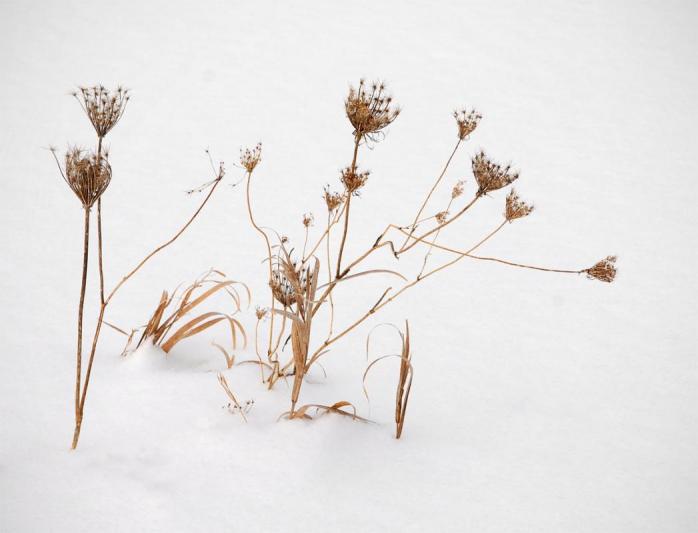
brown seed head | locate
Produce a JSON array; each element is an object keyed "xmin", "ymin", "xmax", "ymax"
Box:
[
  {"xmin": 345, "ymin": 79, "xmax": 400, "ymax": 141},
  {"xmin": 451, "ymin": 179, "xmax": 465, "ymax": 199},
  {"xmin": 584, "ymin": 256, "xmax": 617, "ymax": 283},
  {"xmin": 74, "ymin": 85, "xmax": 129, "ymax": 138},
  {"xmin": 472, "ymin": 151, "xmax": 519, "ymax": 195},
  {"xmin": 255, "ymin": 306, "xmax": 268, "ymax": 320},
  {"xmin": 454, "ymin": 108, "xmax": 482, "ymax": 140},
  {"xmin": 269, "ymin": 254, "xmax": 312, "ymax": 308},
  {"xmin": 435, "ymin": 211, "xmax": 449, "ymax": 225},
  {"xmin": 302, "ymin": 212, "xmax": 314, "ymax": 228},
  {"xmin": 505, "ymin": 189, "xmax": 534, "ymax": 222},
  {"xmin": 240, "ymin": 143, "xmax": 262, "ymax": 173},
  {"xmin": 61, "ymin": 147, "xmax": 112, "ymax": 208},
  {"xmin": 323, "ymin": 185, "xmax": 345, "ymax": 212},
  {"xmin": 341, "ymin": 166, "xmax": 370, "ymax": 195}
]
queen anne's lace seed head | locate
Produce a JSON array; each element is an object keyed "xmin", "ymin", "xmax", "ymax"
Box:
[
  {"xmin": 345, "ymin": 79, "xmax": 400, "ymax": 141},
  {"xmin": 73, "ymin": 85, "xmax": 129, "ymax": 138},
  {"xmin": 472, "ymin": 151, "xmax": 519, "ymax": 195}
]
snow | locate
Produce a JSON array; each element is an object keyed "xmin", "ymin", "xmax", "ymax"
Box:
[{"xmin": 1, "ymin": 1, "xmax": 697, "ymax": 531}]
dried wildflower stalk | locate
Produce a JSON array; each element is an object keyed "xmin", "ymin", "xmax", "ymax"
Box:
[
  {"xmin": 244, "ymin": 78, "xmax": 616, "ymax": 421},
  {"xmin": 54, "ymin": 86, "xmax": 226, "ymax": 449},
  {"xmin": 363, "ymin": 320, "xmax": 413, "ymax": 438}
]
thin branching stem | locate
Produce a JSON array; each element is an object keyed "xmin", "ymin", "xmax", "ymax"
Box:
[{"xmin": 399, "ymin": 138, "xmax": 461, "ymax": 251}]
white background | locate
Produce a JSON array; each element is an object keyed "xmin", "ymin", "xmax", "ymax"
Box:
[{"xmin": 1, "ymin": 1, "xmax": 696, "ymax": 531}]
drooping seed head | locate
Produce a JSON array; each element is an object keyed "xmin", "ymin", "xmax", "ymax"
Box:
[
  {"xmin": 240, "ymin": 143, "xmax": 262, "ymax": 173},
  {"xmin": 341, "ymin": 166, "xmax": 370, "ymax": 195},
  {"xmin": 74, "ymin": 85, "xmax": 129, "ymax": 138},
  {"xmin": 505, "ymin": 189, "xmax": 534, "ymax": 222},
  {"xmin": 60, "ymin": 147, "xmax": 112, "ymax": 209},
  {"xmin": 323, "ymin": 185, "xmax": 345, "ymax": 213},
  {"xmin": 454, "ymin": 108, "xmax": 482, "ymax": 140},
  {"xmin": 302, "ymin": 212, "xmax": 314, "ymax": 228},
  {"xmin": 345, "ymin": 79, "xmax": 400, "ymax": 141},
  {"xmin": 584, "ymin": 256, "xmax": 617, "ymax": 283},
  {"xmin": 451, "ymin": 179, "xmax": 465, "ymax": 199},
  {"xmin": 472, "ymin": 150, "xmax": 519, "ymax": 195}
]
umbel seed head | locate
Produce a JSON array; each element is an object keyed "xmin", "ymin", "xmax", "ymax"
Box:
[
  {"xmin": 505, "ymin": 189, "xmax": 534, "ymax": 222},
  {"xmin": 341, "ymin": 166, "xmax": 370, "ymax": 195},
  {"xmin": 74, "ymin": 85, "xmax": 129, "ymax": 138},
  {"xmin": 472, "ymin": 150, "xmax": 519, "ymax": 195},
  {"xmin": 451, "ymin": 179, "xmax": 465, "ymax": 199},
  {"xmin": 323, "ymin": 185, "xmax": 345, "ymax": 212},
  {"xmin": 302, "ymin": 212, "xmax": 314, "ymax": 228},
  {"xmin": 584, "ymin": 256, "xmax": 617, "ymax": 283},
  {"xmin": 345, "ymin": 79, "xmax": 400, "ymax": 141},
  {"xmin": 60, "ymin": 147, "xmax": 112, "ymax": 209},
  {"xmin": 240, "ymin": 143, "xmax": 262, "ymax": 173},
  {"xmin": 454, "ymin": 108, "xmax": 482, "ymax": 140}
]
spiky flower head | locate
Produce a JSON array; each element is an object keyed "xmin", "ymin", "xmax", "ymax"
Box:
[
  {"xmin": 454, "ymin": 108, "xmax": 481, "ymax": 140},
  {"xmin": 302, "ymin": 212, "xmax": 314, "ymax": 228},
  {"xmin": 451, "ymin": 179, "xmax": 465, "ymax": 199},
  {"xmin": 341, "ymin": 166, "xmax": 370, "ymax": 195},
  {"xmin": 472, "ymin": 151, "xmax": 519, "ymax": 195},
  {"xmin": 505, "ymin": 189, "xmax": 534, "ymax": 222},
  {"xmin": 255, "ymin": 306, "xmax": 269, "ymax": 320},
  {"xmin": 584, "ymin": 256, "xmax": 617, "ymax": 283},
  {"xmin": 240, "ymin": 143, "xmax": 262, "ymax": 173},
  {"xmin": 323, "ymin": 185, "xmax": 345, "ymax": 213},
  {"xmin": 345, "ymin": 79, "xmax": 400, "ymax": 141},
  {"xmin": 435, "ymin": 211, "xmax": 449, "ymax": 225},
  {"xmin": 57, "ymin": 147, "xmax": 112, "ymax": 209},
  {"xmin": 74, "ymin": 85, "xmax": 129, "ymax": 138}
]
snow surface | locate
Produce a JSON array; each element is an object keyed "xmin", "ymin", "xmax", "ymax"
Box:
[{"xmin": 1, "ymin": 1, "xmax": 697, "ymax": 531}]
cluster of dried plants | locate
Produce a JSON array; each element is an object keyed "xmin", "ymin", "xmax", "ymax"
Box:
[
  {"xmin": 53, "ymin": 85, "xmax": 226, "ymax": 449},
  {"xmin": 54, "ymin": 78, "xmax": 617, "ymax": 447},
  {"xmin": 242, "ymin": 78, "xmax": 616, "ymax": 428}
]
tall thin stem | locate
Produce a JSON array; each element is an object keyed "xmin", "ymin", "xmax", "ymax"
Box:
[
  {"xmin": 96, "ymin": 136, "xmax": 105, "ymax": 305},
  {"xmin": 71, "ymin": 173, "xmax": 223, "ymax": 449},
  {"xmin": 335, "ymin": 136, "xmax": 361, "ymax": 277},
  {"xmin": 75, "ymin": 207, "xmax": 90, "ymax": 423}
]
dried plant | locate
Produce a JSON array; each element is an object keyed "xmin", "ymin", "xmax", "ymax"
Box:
[
  {"xmin": 53, "ymin": 85, "xmax": 227, "ymax": 449},
  {"xmin": 134, "ymin": 270, "xmax": 248, "ymax": 356},
  {"xmin": 584, "ymin": 256, "xmax": 618, "ymax": 283},
  {"xmin": 505, "ymin": 189, "xmax": 534, "ymax": 222},
  {"xmin": 243, "ymin": 77, "xmax": 617, "ymax": 424},
  {"xmin": 217, "ymin": 374, "xmax": 251, "ymax": 422},
  {"xmin": 472, "ymin": 150, "xmax": 519, "ymax": 195},
  {"xmin": 363, "ymin": 320, "xmax": 414, "ymax": 438},
  {"xmin": 74, "ymin": 85, "xmax": 130, "ymax": 137},
  {"xmin": 454, "ymin": 108, "xmax": 482, "ymax": 140}
]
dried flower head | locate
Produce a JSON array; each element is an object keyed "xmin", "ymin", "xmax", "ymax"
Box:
[
  {"xmin": 57, "ymin": 147, "xmax": 112, "ymax": 209},
  {"xmin": 584, "ymin": 256, "xmax": 617, "ymax": 283},
  {"xmin": 435, "ymin": 211, "xmax": 449, "ymax": 225},
  {"xmin": 454, "ymin": 108, "xmax": 482, "ymax": 140},
  {"xmin": 302, "ymin": 212, "xmax": 314, "ymax": 228},
  {"xmin": 505, "ymin": 189, "xmax": 534, "ymax": 222},
  {"xmin": 472, "ymin": 151, "xmax": 519, "ymax": 195},
  {"xmin": 74, "ymin": 85, "xmax": 129, "ymax": 138},
  {"xmin": 341, "ymin": 166, "xmax": 370, "ymax": 195},
  {"xmin": 269, "ymin": 255, "xmax": 312, "ymax": 308},
  {"xmin": 240, "ymin": 143, "xmax": 262, "ymax": 173},
  {"xmin": 345, "ymin": 79, "xmax": 400, "ymax": 141},
  {"xmin": 451, "ymin": 180, "xmax": 465, "ymax": 199},
  {"xmin": 255, "ymin": 306, "xmax": 269, "ymax": 320},
  {"xmin": 323, "ymin": 185, "xmax": 345, "ymax": 212}
]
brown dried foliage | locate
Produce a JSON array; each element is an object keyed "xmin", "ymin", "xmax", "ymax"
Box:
[
  {"xmin": 454, "ymin": 108, "xmax": 482, "ymax": 140},
  {"xmin": 505, "ymin": 189, "xmax": 534, "ymax": 222},
  {"xmin": 345, "ymin": 79, "xmax": 400, "ymax": 141},
  {"xmin": 584, "ymin": 256, "xmax": 618, "ymax": 283},
  {"xmin": 74, "ymin": 85, "xmax": 129, "ymax": 138}
]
